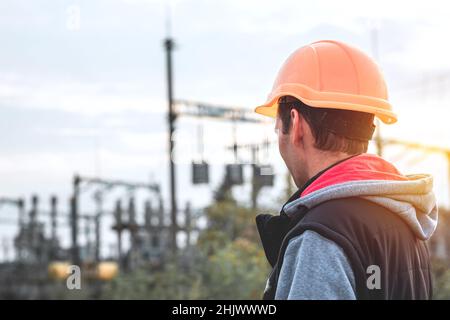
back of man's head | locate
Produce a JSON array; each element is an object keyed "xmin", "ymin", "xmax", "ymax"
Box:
[{"xmin": 277, "ymin": 96, "xmax": 375, "ymax": 155}]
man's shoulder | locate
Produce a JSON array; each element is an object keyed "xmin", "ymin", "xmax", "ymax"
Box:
[
  {"xmin": 285, "ymin": 196, "xmax": 416, "ymax": 265},
  {"xmin": 287, "ymin": 229, "xmax": 346, "ymax": 253},
  {"xmin": 299, "ymin": 197, "xmax": 409, "ymax": 233}
]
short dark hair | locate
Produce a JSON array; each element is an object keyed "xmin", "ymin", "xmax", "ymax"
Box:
[{"xmin": 278, "ymin": 96, "xmax": 375, "ymax": 155}]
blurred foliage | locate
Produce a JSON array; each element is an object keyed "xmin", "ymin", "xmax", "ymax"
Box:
[
  {"xmin": 204, "ymin": 238, "xmax": 269, "ymax": 299},
  {"xmin": 100, "ymin": 192, "xmax": 271, "ymax": 299},
  {"xmin": 100, "ymin": 262, "xmax": 202, "ymax": 299},
  {"xmin": 432, "ymin": 258, "xmax": 450, "ymax": 299},
  {"xmin": 48, "ymin": 281, "xmax": 93, "ymax": 300}
]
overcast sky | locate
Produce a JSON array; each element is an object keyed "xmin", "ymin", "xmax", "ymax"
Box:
[{"xmin": 0, "ymin": 0, "xmax": 449, "ymax": 259}]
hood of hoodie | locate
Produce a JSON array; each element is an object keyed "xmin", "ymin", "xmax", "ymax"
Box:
[{"xmin": 283, "ymin": 153, "xmax": 438, "ymax": 240}]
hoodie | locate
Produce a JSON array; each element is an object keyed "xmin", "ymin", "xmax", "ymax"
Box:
[{"xmin": 257, "ymin": 153, "xmax": 438, "ymax": 300}]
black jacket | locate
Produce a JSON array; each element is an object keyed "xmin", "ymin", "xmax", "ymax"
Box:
[
  {"xmin": 256, "ymin": 155, "xmax": 436, "ymax": 300},
  {"xmin": 257, "ymin": 197, "xmax": 433, "ymax": 299}
]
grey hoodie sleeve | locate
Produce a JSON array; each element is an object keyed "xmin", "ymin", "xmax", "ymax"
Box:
[{"xmin": 275, "ymin": 230, "xmax": 356, "ymax": 300}]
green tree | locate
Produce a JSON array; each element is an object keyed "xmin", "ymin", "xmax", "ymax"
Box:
[{"xmin": 432, "ymin": 258, "xmax": 450, "ymax": 299}]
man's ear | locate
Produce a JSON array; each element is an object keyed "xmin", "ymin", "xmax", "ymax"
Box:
[{"xmin": 290, "ymin": 109, "xmax": 304, "ymax": 145}]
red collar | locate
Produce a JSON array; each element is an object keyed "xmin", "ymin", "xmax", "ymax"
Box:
[{"xmin": 301, "ymin": 154, "xmax": 407, "ymax": 197}]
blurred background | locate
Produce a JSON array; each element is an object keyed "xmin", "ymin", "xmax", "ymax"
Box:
[{"xmin": 0, "ymin": 0, "xmax": 449, "ymax": 299}]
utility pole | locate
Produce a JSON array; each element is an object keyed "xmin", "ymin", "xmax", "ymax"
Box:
[
  {"xmin": 184, "ymin": 202, "xmax": 192, "ymax": 247},
  {"xmin": 30, "ymin": 195, "xmax": 39, "ymax": 263},
  {"xmin": 17, "ymin": 198, "xmax": 25, "ymax": 230},
  {"xmin": 0, "ymin": 197, "xmax": 25, "ymax": 261},
  {"xmin": 164, "ymin": 37, "xmax": 178, "ymax": 255},
  {"xmin": 71, "ymin": 175, "xmax": 80, "ymax": 266},
  {"xmin": 162, "ymin": 36, "xmax": 267, "ymax": 254},
  {"xmin": 250, "ymin": 146, "xmax": 259, "ymax": 210},
  {"xmin": 50, "ymin": 195, "xmax": 58, "ymax": 259},
  {"xmin": 94, "ymin": 191, "xmax": 102, "ymax": 262},
  {"xmin": 114, "ymin": 200, "xmax": 123, "ymax": 267},
  {"xmin": 50, "ymin": 196, "xmax": 57, "ymax": 242}
]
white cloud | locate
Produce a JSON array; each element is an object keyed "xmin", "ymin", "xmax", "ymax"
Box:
[{"xmin": 0, "ymin": 78, "xmax": 166, "ymax": 116}]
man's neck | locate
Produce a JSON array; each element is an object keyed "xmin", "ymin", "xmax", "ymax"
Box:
[{"xmin": 306, "ymin": 151, "xmax": 353, "ymax": 181}]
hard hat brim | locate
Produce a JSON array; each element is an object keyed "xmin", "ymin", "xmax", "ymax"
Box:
[{"xmin": 255, "ymin": 83, "xmax": 397, "ymax": 124}]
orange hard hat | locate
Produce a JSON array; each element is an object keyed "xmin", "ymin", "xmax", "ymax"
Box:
[{"xmin": 255, "ymin": 40, "xmax": 397, "ymax": 124}]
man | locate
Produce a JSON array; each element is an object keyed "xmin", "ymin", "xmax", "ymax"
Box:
[{"xmin": 254, "ymin": 40, "xmax": 438, "ymax": 300}]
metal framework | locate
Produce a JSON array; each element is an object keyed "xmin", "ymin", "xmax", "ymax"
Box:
[{"xmin": 70, "ymin": 175, "xmax": 161, "ymax": 265}]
